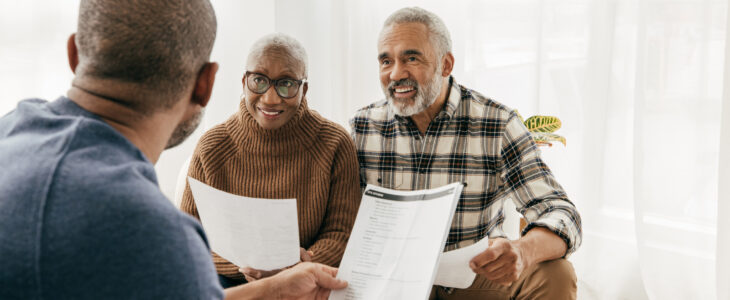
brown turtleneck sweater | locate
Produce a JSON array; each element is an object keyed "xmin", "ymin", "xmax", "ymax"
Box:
[{"xmin": 180, "ymin": 99, "xmax": 361, "ymax": 280}]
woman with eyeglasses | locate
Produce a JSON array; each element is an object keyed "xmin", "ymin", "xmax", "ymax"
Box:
[{"xmin": 180, "ymin": 33, "xmax": 361, "ymax": 289}]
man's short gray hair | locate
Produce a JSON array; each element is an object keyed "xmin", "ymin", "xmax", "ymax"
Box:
[
  {"xmin": 382, "ymin": 7, "xmax": 452, "ymax": 58},
  {"xmin": 75, "ymin": 0, "xmax": 217, "ymax": 114},
  {"xmin": 246, "ymin": 33, "xmax": 308, "ymax": 78}
]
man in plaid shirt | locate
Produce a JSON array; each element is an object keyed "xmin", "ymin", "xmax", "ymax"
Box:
[{"xmin": 351, "ymin": 7, "xmax": 582, "ymax": 300}]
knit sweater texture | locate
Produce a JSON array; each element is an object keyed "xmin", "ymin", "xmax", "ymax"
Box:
[{"xmin": 181, "ymin": 99, "xmax": 361, "ymax": 280}]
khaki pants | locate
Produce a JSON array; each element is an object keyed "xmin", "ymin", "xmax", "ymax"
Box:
[{"xmin": 429, "ymin": 259, "xmax": 576, "ymax": 300}]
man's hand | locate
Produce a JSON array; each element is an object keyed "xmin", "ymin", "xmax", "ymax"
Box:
[
  {"xmin": 267, "ymin": 262, "xmax": 347, "ymax": 300},
  {"xmin": 469, "ymin": 238, "xmax": 528, "ymax": 286},
  {"xmin": 241, "ymin": 248, "xmax": 314, "ymax": 282}
]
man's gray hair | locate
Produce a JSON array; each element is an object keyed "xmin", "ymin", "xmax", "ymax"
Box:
[
  {"xmin": 382, "ymin": 7, "xmax": 452, "ymax": 58},
  {"xmin": 246, "ymin": 33, "xmax": 308, "ymax": 78},
  {"xmin": 75, "ymin": 0, "xmax": 217, "ymax": 113}
]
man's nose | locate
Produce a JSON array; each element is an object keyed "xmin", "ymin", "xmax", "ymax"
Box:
[{"xmin": 390, "ymin": 61, "xmax": 409, "ymax": 82}]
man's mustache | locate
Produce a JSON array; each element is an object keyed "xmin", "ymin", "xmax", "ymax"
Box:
[{"xmin": 387, "ymin": 79, "xmax": 419, "ymax": 91}]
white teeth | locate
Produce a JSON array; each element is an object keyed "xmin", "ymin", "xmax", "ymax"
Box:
[
  {"xmin": 395, "ymin": 87, "xmax": 414, "ymax": 93},
  {"xmin": 259, "ymin": 109, "xmax": 282, "ymax": 116}
]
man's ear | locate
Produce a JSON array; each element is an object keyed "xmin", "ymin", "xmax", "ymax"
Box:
[
  {"xmin": 67, "ymin": 33, "xmax": 79, "ymax": 73},
  {"xmin": 192, "ymin": 62, "xmax": 219, "ymax": 108},
  {"xmin": 441, "ymin": 52, "xmax": 455, "ymax": 77},
  {"xmin": 302, "ymin": 82, "xmax": 308, "ymax": 98}
]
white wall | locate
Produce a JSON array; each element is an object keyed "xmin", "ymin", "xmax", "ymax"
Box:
[{"xmin": 0, "ymin": 1, "xmax": 79, "ymax": 112}]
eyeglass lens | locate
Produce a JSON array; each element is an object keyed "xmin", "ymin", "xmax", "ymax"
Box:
[{"xmin": 247, "ymin": 73, "xmax": 300, "ymax": 98}]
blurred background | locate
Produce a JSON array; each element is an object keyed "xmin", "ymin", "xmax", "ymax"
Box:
[{"xmin": 2, "ymin": 0, "xmax": 729, "ymax": 299}]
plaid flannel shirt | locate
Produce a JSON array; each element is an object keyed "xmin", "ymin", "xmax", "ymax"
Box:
[{"xmin": 350, "ymin": 77, "xmax": 582, "ymax": 256}]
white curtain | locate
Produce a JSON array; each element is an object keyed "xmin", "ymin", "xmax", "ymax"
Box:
[
  {"xmin": 1, "ymin": 0, "xmax": 727, "ymax": 299},
  {"xmin": 717, "ymin": 2, "xmax": 730, "ymax": 298}
]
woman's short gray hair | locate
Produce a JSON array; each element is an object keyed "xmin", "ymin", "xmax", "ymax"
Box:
[
  {"xmin": 382, "ymin": 7, "xmax": 452, "ymax": 58},
  {"xmin": 246, "ymin": 33, "xmax": 308, "ymax": 77}
]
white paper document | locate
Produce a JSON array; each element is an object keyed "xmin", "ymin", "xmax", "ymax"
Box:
[
  {"xmin": 433, "ymin": 236, "xmax": 490, "ymax": 288},
  {"xmin": 329, "ymin": 183, "xmax": 463, "ymax": 300},
  {"xmin": 187, "ymin": 177, "xmax": 300, "ymax": 271}
]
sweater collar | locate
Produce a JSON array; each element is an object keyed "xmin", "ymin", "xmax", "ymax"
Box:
[{"xmin": 227, "ymin": 97, "xmax": 320, "ymax": 156}]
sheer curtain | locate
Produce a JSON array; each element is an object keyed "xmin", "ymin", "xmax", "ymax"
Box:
[
  {"xmin": 1, "ymin": 0, "xmax": 728, "ymax": 299},
  {"xmin": 272, "ymin": 0, "xmax": 728, "ymax": 299},
  {"xmin": 717, "ymin": 3, "xmax": 730, "ymax": 298}
]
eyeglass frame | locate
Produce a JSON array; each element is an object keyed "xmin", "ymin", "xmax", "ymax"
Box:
[{"xmin": 243, "ymin": 71, "xmax": 307, "ymax": 99}]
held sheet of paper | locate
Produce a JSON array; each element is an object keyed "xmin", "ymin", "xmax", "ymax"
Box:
[
  {"xmin": 330, "ymin": 183, "xmax": 463, "ymax": 300},
  {"xmin": 187, "ymin": 177, "xmax": 300, "ymax": 271},
  {"xmin": 433, "ymin": 235, "xmax": 490, "ymax": 288}
]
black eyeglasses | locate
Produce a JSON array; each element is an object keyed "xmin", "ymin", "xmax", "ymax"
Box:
[{"xmin": 244, "ymin": 71, "xmax": 307, "ymax": 99}]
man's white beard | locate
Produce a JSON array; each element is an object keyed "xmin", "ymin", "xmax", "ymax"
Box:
[{"xmin": 383, "ymin": 67, "xmax": 443, "ymax": 117}]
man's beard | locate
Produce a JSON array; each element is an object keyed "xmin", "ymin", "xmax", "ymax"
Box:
[
  {"xmin": 383, "ymin": 66, "xmax": 443, "ymax": 117},
  {"xmin": 165, "ymin": 109, "xmax": 204, "ymax": 149}
]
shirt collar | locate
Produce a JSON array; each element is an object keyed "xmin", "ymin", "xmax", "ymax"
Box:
[
  {"xmin": 440, "ymin": 76, "xmax": 461, "ymax": 120},
  {"xmin": 47, "ymin": 96, "xmax": 101, "ymax": 120}
]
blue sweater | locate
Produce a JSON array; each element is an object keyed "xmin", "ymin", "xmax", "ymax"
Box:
[{"xmin": 0, "ymin": 97, "xmax": 223, "ymax": 299}]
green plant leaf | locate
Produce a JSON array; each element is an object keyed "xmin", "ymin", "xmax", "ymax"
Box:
[
  {"xmin": 524, "ymin": 115, "xmax": 562, "ymax": 133},
  {"xmin": 531, "ymin": 132, "xmax": 566, "ymax": 146}
]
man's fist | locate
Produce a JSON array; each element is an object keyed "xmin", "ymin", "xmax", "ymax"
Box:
[{"xmin": 469, "ymin": 238, "xmax": 527, "ymax": 286}]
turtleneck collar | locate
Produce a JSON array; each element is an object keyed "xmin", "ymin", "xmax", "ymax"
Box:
[{"xmin": 226, "ymin": 97, "xmax": 321, "ymax": 156}]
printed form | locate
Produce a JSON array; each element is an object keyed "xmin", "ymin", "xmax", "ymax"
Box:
[
  {"xmin": 187, "ymin": 177, "xmax": 300, "ymax": 271},
  {"xmin": 330, "ymin": 182, "xmax": 463, "ymax": 300}
]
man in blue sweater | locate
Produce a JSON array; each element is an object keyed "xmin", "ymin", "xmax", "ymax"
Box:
[{"xmin": 0, "ymin": 0, "xmax": 346, "ymax": 299}]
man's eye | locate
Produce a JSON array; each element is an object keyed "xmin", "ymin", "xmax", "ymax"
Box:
[
  {"xmin": 253, "ymin": 77, "xmax": 266, "ymax": 84},
  {"xmin": 407, "ymin": 57, "xmax": 417, "ymax": 62},
  {"xmin": 381, "ymin": 60, "xmax": 391, "ymax": 66},
  {"xmin": 280, "ymin": 80, "xmax": 295, "ymax": 88}
]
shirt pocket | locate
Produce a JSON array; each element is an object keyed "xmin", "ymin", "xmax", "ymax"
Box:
[{"xmin": 364, "ymin": 167, "xmax": 406, "ymax": 190}]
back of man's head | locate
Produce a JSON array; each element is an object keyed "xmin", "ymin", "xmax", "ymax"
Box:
[{"xmin": 75, "ymin": 0, "xmax": 217, "ymax": 114}]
